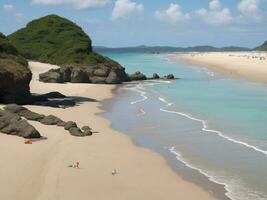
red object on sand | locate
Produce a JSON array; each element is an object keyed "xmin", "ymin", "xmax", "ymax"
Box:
[{"xmin": 24, "ymin": 140, "xmax": 32, "ymax": 144}]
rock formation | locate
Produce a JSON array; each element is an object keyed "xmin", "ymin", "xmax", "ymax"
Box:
[
  {"xmin": 129, "ymin": 71, "xmax": 147, "ymax": 81},
  {"xmin": 0, "ymin": 33, "xmax": 32, "ymax": 104},
  {"xmin": 2, "ymin": 104, "xmax": 93, "ymax": 137},
  {"xmin": 0, "ymin": 109, "xmax": 41, "ymax": 138},
  {"xmin": 8, "ymin": 15, "xmax": 130, "ymax": 84}
]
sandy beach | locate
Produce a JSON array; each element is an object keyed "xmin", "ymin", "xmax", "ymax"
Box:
[
  {"xmin": 170, "ymin": 52, "xmax": 267, "ymax": 83},
  {"xmin": 0, "ymin": 61, "xmax": 217, "ymax": 200}
]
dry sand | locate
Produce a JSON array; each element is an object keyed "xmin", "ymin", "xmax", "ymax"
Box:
[
  {"xmin": 170, "ymin": 52, "xmax": 267, "ymax": 83},
  {"xmin": 0, "ymin": 61, "xmax": 217, "ymax": 200}
]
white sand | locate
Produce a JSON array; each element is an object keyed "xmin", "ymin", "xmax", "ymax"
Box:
[
  {"xmin": 0, "ymin": 61, "xmax": 217, "ymax": 200},
  {"xmin": 170, "ymin": 52, "xmax": 267, "ymax": 83}
]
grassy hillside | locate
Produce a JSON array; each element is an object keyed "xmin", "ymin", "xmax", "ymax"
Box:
[
  {"xmin": 0, "ymin": 32, "xmax": 28, "ymax": 68},
  {"xmin": 8, "ymin": 15, "xmax": 113, "ymax": 65},
  {"xmin": 256, "ymin": 41, "xmax": 267, "ymax": 51}
]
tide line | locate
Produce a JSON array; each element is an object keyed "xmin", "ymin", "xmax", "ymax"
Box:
[{"xmin": 158, "ymin": 97, "xmax": 267, "ymax": 156}]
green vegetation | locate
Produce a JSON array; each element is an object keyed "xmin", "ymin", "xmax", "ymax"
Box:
[
  {"xmin": 8, "ymin": 15, "xmax": 116, "ymax": 66},
  {"xmin": 256, "ymin": 41, "xmax": 267, "ymax": 51},
  {"xmin": 0, "ymin": 32, "xmax": 28, "ymax": 68}
]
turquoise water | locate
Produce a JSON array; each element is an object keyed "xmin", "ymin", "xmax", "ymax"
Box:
[{"xmin": 101, "ymin": 52, "xmax": 267, "ymax": 200}]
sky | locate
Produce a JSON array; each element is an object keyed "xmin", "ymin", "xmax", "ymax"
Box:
[{"xmin": 0, "ymin": 0, "xmax": 267, "ymax": 48}]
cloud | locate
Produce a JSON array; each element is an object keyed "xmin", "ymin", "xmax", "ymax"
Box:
[
  {"xmin": 196, "ymin": 0, "xmax": 233, "ymax": 25},
  {"xmin": 32, "ymin": 0, "xmax": 110, "ymax": 10},
  {"xmin": 238, "ymin": 0, "xmax": 263, "ymax": 21},
  {"xmin": 3, "ymin": 4, "xmax": 14, "ymax": 12},
  {"xmin": 155, "ymin": 3, "xmax": 190, "ymax": 24},
  {"xmin": 112, "ymin": 0, "xmax": 144, "ymax": 20}
]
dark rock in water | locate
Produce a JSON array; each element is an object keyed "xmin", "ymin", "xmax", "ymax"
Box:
[
  {"xmin": 40, "ymin": 115, "xmax": 64, "ymax": 125},
  {"xmin": 0, "ymin": 33, "xmax": 32, "ymax": 104},
  {"xmin": 39, "ymin": 68, "xmax": 64, "ymax": 83},
  {"xmin": 153, "ymin": 73, "xmax": 160, "ymax": 79},
  {"xmin": 129, "ymin": 71, "xmax": 147, "ymax": 81},
  {"xmin": 64, "ymin": 121, "xmax": 77, "ymax": 130},
  {"xmin": 70, "ymin": 68, "xmax": 89, "ymax": 83},
  {"xmin": 81, "ymin": 126, "xmax": 93, "ymax": 136},
  {"xmin": 68, "ymin": 127, "xmax": 84, "ymax": 137},
  {"xmin": 165, "ymin": 74, "xmax": 175, "ymax": 79},
  {"xmin": 0, "ymin": 109, "xmax": 41, "ymax": 138}
]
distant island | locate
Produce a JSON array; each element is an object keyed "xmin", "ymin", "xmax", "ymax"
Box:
[
  {"xmin": 94, "ymin": 45, "xmax": 252, "ymax": 54},
  {"xmin": 256, "ymin": 41, "xmax": 267, "ymax": 51}
]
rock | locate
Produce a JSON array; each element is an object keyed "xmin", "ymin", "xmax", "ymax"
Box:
[
  {"xmin": 165, "ymin": 74, "xmax": 175, "ymax": 79},
  {"xmin": 0, "ymin": 109, "xmax": 41, "ymax": 138},
  {"xmin": 81, "ymin": 126, "xmax": 93, "ymax": 136},
  {"xmin": 0, "ymin": 33, "xmax": 32, "ymax": 104},
  {"xmin": 39, "ymin": 69, "xmax": 64, "ymax": 83},
  {"xmin": 40, "ymin": 115, "xmax": 64, "ymax": 125},
  {"xmin": 93, "ymin": 68, "xmax": 109, "ymax": 77},
  {"xmin": 60, "ymin": 67, "xmax": 72, "ymax": 82},
  {"xmin": 89, "ymin": 76, "xmax": 106, "ymax": 84},
  {"xmin": 70, "ymin": 68, "xmax": 89, "ymax": 83},
  {"xmin": 64, "ymin": 121, "xmax": 77, "ymax": 130},
  {"xmin": 68, "ymin": 127, "xmax": 84, "ymax": 137},
  {"xmin": 129, "ymin": 71, "xmax": 147, "ymax": 81},
  {"xmin": 3, "ymin": 104, "xmax": 27, "ymax": 113},
  {"xmin": 4, "ymin": 104, "xmax": 45, "ymax": 121},
  {"xmin": 105, "ymin": 71, "xmax": 121, "ymax": 84},
  {"xmin": 153, "ymin": 73, "xmax": 160, "ymax": 79}
]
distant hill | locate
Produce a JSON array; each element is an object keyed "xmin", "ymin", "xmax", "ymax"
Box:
[
  {"xmin": 256, "ymin": 41, "xmax": 267, "ymax": 51},
  {"xmin": 0, "ymin": 33, "xmax": 31, "ymax": 104},
  {"xmin": 8, "ymin": 15, "xmax": 120, "ymax": 66},
  {"xmin": 94, "ymin": 45, "xmax": 251, "ymax": 54},
  {"xmin": 8, "ymin": 15, "xmax": 129, "ymax": 84}
]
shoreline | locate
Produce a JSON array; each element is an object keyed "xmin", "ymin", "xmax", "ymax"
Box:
[
  {"xmin": 168, "ymin": 52, "xmax": 267, "ymax": 83},
  {"xmin": 0, "ymin": 61, "xmax": 218, "ymax": 200}
]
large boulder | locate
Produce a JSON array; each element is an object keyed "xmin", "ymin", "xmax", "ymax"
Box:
[
  {"xmin": 129, "ymin": 71, "xmax": 147, "ymax": 81},
  {"xmin": 165, "ymin": 74, "xmax": 175, "ymax": 79},
  {"xmin": 4, "ymin": 104, "xmax": 45, "ymax": 121},
  {"xmin": 0, "ymin": 109, "xmax": 41, "ymax": 138},
  {"xmin": 40, "ymin": 115, "xmax": 64, "ymax": 125},
  {"xmin": 70, "ymin": 68, "xmax": 89, "ymax": 83},
  {"xmin": 64, "ymin": 121, "xmax": 77, "ymax": 130},
  {"xmin": 0, "ymin": 33, "xmax": 32, "ymax": 104},
  {"xmin": 39, "ymin": 68, "xmax": 64, "ymax": 83},
  {"xmin": 153, "ymin": 73, "xmax": 160, "ymax": 79}
]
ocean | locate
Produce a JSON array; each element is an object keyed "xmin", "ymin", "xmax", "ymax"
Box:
[{"xmin": 101, "ymin": 52, "xmax": 267, "ymax": 200}]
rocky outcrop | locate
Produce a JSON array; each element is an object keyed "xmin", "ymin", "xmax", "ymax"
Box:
[
  {"xmin": 39, "ymin": 64, "xmax": 130, "ymax": 84},
  {"xmin": 40, "ymin": 115, "xmax": 64, "ymax": 126},
  {"xmin": 164, "ymin": 74, "xmax": 175, "ymax": 79},
  {"xmin": 153, "ymin": 73, "xmax": 160, "ymax": 79},
  {"xmin": 129, "ymin": 71, "xmax": 147, "ymax": 81},
  {"xmin": 0, "ymin": 109, "xmax": 41, "ymax": 138},
  {"xmin": 0, "ymin": 33, "xmax": 32, "ymax": 104},
  {"xmin": 2, "ymin": 104, "xmax": 92, "ymax": 137}
]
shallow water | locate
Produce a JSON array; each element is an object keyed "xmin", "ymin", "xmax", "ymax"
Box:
[{"xmin": 101, "ymin": 53, "xmax": 267, "ymax": 200}]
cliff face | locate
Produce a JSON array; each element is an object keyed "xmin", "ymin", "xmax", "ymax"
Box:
[
  {"xmin": 8, "ymin": 15, "xmax": 129, "ymax": 84},
  {"xmin": 0, "ymin": 33, "xmax": 32, "ymax": 104}
]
